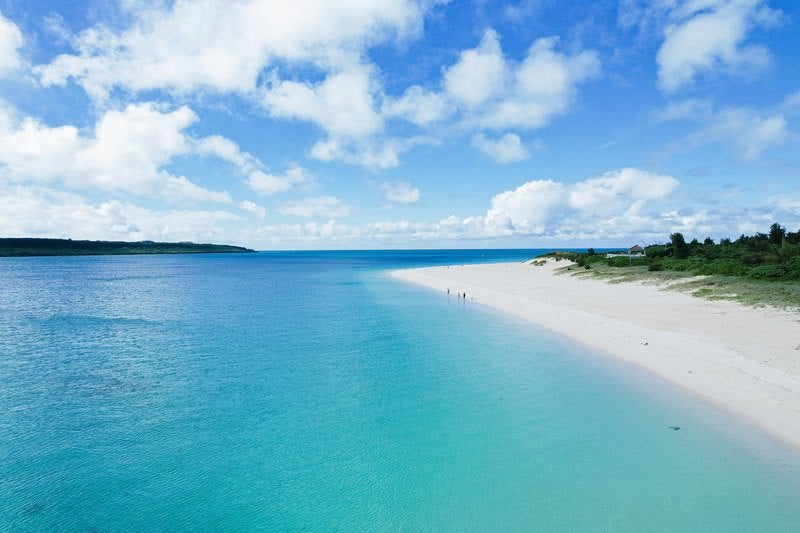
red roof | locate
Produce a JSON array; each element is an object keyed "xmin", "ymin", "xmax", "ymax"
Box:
[{"xmin": 629, "ymin": 245, "xmax": 644, "ymax": 252}]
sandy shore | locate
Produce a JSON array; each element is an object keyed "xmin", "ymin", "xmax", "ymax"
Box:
[{"xmin": 392, "ymin": 260, "xmax": 800, "ymax": 450}]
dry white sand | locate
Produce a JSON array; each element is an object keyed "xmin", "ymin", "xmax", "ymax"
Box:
[{"xmin": 392, "ymin": 260, "xmax": 800, "ymax": 450}]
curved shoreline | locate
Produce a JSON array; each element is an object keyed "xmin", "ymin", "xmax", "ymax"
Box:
[{"xmin": 392, "ymin": 260, "xmax": 800, "ymax": 452}]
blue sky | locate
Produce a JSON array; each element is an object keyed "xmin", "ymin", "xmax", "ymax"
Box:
[{"xmin": 0, "ymin": 0, "xmax": 798, "ymax": 249}]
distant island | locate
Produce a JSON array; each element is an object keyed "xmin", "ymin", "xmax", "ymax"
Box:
[{"xmin": 0, "ymin": 238, "xmax": 255, "ymax": 257}]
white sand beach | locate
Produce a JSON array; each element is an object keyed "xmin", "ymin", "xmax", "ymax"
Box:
[{"xmin": 393, "ymin": 260, "xmax": 800, "ymax": 450}]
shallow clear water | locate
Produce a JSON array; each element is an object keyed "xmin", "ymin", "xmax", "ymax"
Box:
[{"xmin": 1, "ymin": 250, "xmax": 799, "ymax": 531}]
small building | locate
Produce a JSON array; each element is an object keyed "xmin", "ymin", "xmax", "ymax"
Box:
[
  {"xmin": 606, "ymin": 244, "xmax": 646, "ymax": 259},
  {"xmin": 629, "ymin": 244, "xmax": 645, "ymax": 256}
]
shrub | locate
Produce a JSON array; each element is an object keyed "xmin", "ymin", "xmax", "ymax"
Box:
[
  {"xmin": 607, "ymin": 256, "xmax": 637, "ymax": 267},
  {"xmin": 696, "ymin": 260, "xmax": 750, "ymax": 277},
  {"xmin": 748, "ymin": 264, "xmax": 786, "ymax": 280}
]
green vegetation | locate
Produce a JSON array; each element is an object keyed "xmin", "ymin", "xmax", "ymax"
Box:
[
  {"xmin": 543, "ymin": 224, "xmax": 800, "ymax": 310},
  {"xmin": 0, "ymin": 238, "xmax": 254, "ymax": 257}
]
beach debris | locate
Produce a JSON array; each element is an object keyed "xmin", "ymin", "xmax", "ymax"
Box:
[{"xmin": 668, "ymin": 426, "xmax": 681, "ymax": 431}]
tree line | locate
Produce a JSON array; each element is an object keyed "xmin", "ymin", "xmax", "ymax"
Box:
[{"xmin": 562, "ymin": 223, "xmax": 800, "ymax": 282}]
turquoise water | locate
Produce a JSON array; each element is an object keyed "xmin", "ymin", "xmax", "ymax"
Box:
[{"xmin": 1, "ymin": 250, "xmax": 800, "ymax": 531}]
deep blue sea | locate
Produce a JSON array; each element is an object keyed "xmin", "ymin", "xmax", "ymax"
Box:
[{"xmin": 2, "ymin": 250, "xmax": 800, "ymax": 531}]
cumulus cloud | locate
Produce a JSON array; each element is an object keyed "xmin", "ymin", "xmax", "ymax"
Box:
[
  {"xmin": 262, "ymin": 65, "xmax": 445, "ymax": 168},
  {"xmin": 382, "ymin": 85, "xmax": 450, "ymax": 126},
  {"xmin": 247, "ymin": 165, "xmax": 313, "ymax": 197},
  {"xmin": 0, "ymin": 184, "xmax": 239, "ymax": 242},
  {"xmin": 256, "ymin": 168, "xmax": 680, "ymax": 245},
  {"xmin": 382, "ymin": 181, "xmax": 420, "ymax": 204},
  {"xmin": 261, "ymin": 65, "xmax": 383, "ymax": 140},
  {"xmin": 471, "ymin": 132, "xmax": 529, "ymax": 163},
  {"xmin": 33, "ymin": 3, "xmax": 599, "ymax": 169},
  {"xmin": 0, "ymin": 10, "xmax": 23, "ymax": 76},
  {"xmin": 486, "ymin": 36, "xmax": 600, "ymax": 129},
  {"xmin": 438, "ymin": 31, "xmax": 600, "ymax": 130},
  {"xmin": 485, "ymin": 168, "xmax": 679, "ymax": 236},
  {"xmin": 279, "ymin": 196, "xmax": 351, "ymax": 218},
  {"xmin": 485, "ymin": 179, "xmax": 565, "ymax": 234},
  {"xmin": 286, "ymin": 29, "xmax": 596, "ymax": 166},
  {"xmin": 9, "ymin": 167, "xmax": 792, "ymax": 249},
  {"xmin": 444, "ymin": 29, "xmax": 508, "ymax": 108},
  {"xmin": 0, "ymin": 102, "xmax": 261, "ymax": 203},
  {"xmin": 240, "ymin": 168, "xmax": 686, "ymax": 247},
  {"xmin": 32, "ymin": 0, "xmax": 441, "ymax": 169},
  {"xmin": 36, "ymin": 0, "xmax": 429, "ymax": 99},
  {"xmin": 656, "ymin": 0, "xmax": 781, "ymax": 93},
  {"xmin": 379, "ymin": 29, "xmax": 599, "ymax": 151},
  {"xmin": 259, "ymin": 27, "xmax": 597, "ymax": 167}
]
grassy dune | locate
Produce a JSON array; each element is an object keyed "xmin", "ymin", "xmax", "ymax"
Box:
[{"xmin": 556, "ymin": 261, "xmax": 800, "ymax": 311}]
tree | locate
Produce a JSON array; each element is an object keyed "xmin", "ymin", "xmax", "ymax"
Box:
[
  {"xmin": 671, "ymin": 232, "xmax": 689, "ymax": 259},
  {"xmin": 769, "ymin": 223, "xmax": 786, "ymax": 245}
]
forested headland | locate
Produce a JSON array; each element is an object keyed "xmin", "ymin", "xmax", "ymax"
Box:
[{"xmin": 0, "ymin": 238, "xmax": 254, "ymax": 257}]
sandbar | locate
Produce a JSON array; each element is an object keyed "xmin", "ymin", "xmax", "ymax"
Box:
[{"xmin": 392, "ymin": 260, "xmax": 800, "ymax": 450}]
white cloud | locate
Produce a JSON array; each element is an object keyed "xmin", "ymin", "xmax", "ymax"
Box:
[
  {"xmin": 164, "ymin": 176, "xmax": 232, "ymax": 204},
  {"xmin": 310, "ymin": 135, "xmax": 436, "ymax": 169},
  {"xmin": 261, "ymin": 65, "xmax": 383, "ymax": 140},
  {"xmin": 485, "ymin": 168, "xmax": 679, "ymax": 236},
  {"xmin": 485, "ymin": 179, "xmax": 566, "ymax": 234},
  {"xmin": 33, "ymin": 3, "xmax": 599, "ymax": 170},
  {"xmin": 382, "ymin": 85, "xmax": 450, "ymax": 126},
  {"xmin": 257, "ymin": 27, "xmax": 597, "ymax": 167},
  {"xmin": 442, "ymin": 31, "xmax": 600, "ymax": 130},
  {"xmin": 443, "ymin": 29, "xmax": 508, "ymax": 107},
  {"xmin": 567, "ymin": 168, "xmax": 679, "ymax": 212},
  {"xmin": 0, "ymin": 10, "xmax": 23, "ymax": 75},
  {"xmin": 195, "ymin": 135, "xmax": 258, "ymax": 170},
  {"xmin": 0, "ymin": 184, "xmax": 239, "ymax": 242},
  {"xmin": 694, "ymin": 107, "xmax": 788, "ymax": 159},
  {"xmin": 279, "ymin": 196, "xmax": 351, "ymax": 218},
  {"xmin": 382, "ymin": 181, "xmax": 420, "ymax": 204},
  {"xmin": 0, "ymin": 102, "xmax": 242, "ymax": 203},
  {"xmin": 247, "ymin": 165, "xmax": 313, "ymax": 197},
  {"xmin": 656, "ymin": 0, "xmax": 781, "ymax": 93},
  {"xmin": 239, "ymin": 200, "xmax": 266, "ymax": 219},
  {"xmin": 656, "ymin": 98, "xmax": 713, "ymax": 121},
  {"xmin": 491, "ymin": 36, "xmax": 599, "ymax": 129},
  {"xmin": 781, "ymin": 91, "xmax": 800, "ymax": 114},
  {"xmin": 254, "ymin": 168, "xmax": 680, "ymax": 245},
  {"xmin": 0, "ymin": 98, "xmax": 17, "ymax": 132},
  {"xmin": 471, "ymin": 132, "xmax": 529, "ymax": 163},
  {"xmin": 36, "ymin": 0, "xmax": 430, "ymax": 99},
  {"xmin": 31, "ymin": 0, "xmax": 447, "ymax": 170}
]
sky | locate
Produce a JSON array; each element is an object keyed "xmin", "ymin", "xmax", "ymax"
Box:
[{"xmin": 0, "ymin": 0, "xmax": 798, "ymax": 250}]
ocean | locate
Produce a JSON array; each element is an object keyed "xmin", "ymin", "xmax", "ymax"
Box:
[{"xmin": 1, "ymin": 250, "xmax": 799, "ymax": 531}]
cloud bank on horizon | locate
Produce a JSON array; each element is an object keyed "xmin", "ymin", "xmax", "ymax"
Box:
[{"xmin": 0, "ymin": 0, "xmax": 798, "ymax": 248}]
